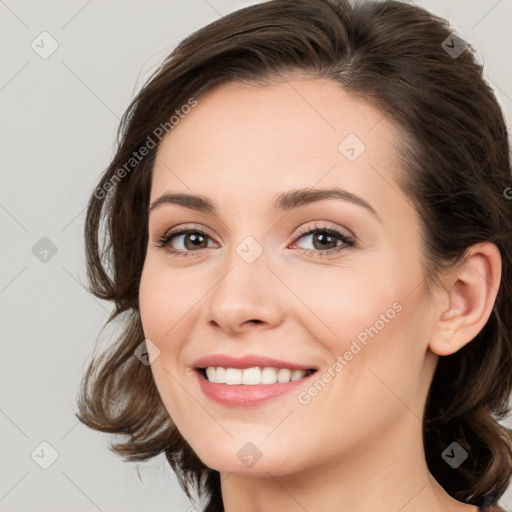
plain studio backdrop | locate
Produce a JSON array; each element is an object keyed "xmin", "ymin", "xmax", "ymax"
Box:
[{"xmin": 1, "ymin": 1, "xmax": 511, "ymax": 511}]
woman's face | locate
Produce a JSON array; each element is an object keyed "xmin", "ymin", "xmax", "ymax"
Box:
[{"xmin": 139, "ymin": 77, "xmax": 440, "ymax": 476}]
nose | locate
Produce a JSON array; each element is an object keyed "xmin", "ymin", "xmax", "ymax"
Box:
[{"xmin": 205, "ymin": 246, "xmax": 284, "ymax": 336}]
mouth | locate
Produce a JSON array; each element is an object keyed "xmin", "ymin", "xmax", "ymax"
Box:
[
  {"xmin": 198, "ymin": 366, "xmax": 317, "ymax": 385},
  {"xmin": 192, "ymin": 355, "xmax": 318, "ymax": 407}
]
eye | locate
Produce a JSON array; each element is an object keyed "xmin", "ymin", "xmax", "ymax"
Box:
[
  {"xmin": 290, "ymin": 224, "xmax": 355, "ymax": 256},
  {"xmin": 154, "ymin": 227, "xmax": 218, "ymax": 257},
  {"xmin": 154, "ymin": 223, "xmax": 356, "ymax": 258}
]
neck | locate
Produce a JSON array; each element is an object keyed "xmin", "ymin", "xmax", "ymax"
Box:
[{"xmin": 219, "ymin": 413, "xmax": 475, "ymax": 512}]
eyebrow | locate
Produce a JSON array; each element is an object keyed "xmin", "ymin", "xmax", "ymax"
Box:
[{"xmin": 148, "ymin": 187, "xmax": 380, "ymax": 220}]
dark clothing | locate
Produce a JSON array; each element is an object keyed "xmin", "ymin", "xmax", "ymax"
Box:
[{"xmin": 479, "ymin": 503, "xmax": 506, "ymax": 511}]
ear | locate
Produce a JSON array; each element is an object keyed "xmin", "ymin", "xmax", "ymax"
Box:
[{"xmin": 428, "ymin": 242, "xmax": 502, "ymax": 356}]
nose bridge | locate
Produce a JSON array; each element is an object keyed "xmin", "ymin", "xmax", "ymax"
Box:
[{"xmin": 205, "ymin": 233, "xmax": 283, "ymax": 331}]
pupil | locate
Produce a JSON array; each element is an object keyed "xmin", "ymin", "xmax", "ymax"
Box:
[
  {"xmin": 314, "ymin": 233, "xmax": 336, "ymax": 250},
  {"xmin": 186, "ymin": 233, "xmax": 206, "ymax": 249}
]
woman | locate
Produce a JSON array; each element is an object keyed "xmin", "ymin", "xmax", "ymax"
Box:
[{"xmin": 76, "ymin": 0, "xmax": 512, "ymax": 510}]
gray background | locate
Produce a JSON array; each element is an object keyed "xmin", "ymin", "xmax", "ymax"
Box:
[{"xmin": 1, "ymin": 0, "xmax": 511, "ymax": 511}]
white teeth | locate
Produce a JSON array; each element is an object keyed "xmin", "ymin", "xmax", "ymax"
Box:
[
  {"xmin": 277, "ymin": 368, "xmax": 292, "ymax": 383},
  {"xmin": 215, "ymin": 367, "xmax": 226, "ymax": 384},
  {"xmin": 241, "ymin": 367, "xmax": 261, "ymax": 385},
  {"xmin": 261, "ymin": 367, "xmax": 277, "ymax": 384},
  {"xmin": 290, "ymin": 369, "xmax": 304, "ymax": 381},
  {"xmin": 204, "ymin": 366, "xmax": 311, "ymax": 385},
  {"xmin": 225, "ymin": 368, "xmax": 242, "ymax": 385},
  {"xmin": 206, "ymin": 367, "xmax": 215, "ymax": 382}
]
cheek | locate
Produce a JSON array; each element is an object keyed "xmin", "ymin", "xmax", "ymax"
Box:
[
  {"xmin": 283, "ymin": 261, "xmax": 400, "ymax": 345},
  {"xmin": 138, "ymin": 259, "xmax": 202, "ymax": 347},
  {"xmin": 138, "ymin": 262, "xmax": 199, "ymax": 423},
  {"xmin": 337, "ymin": 277, "xmax": 435, "ymax": 423},
  {"xmin": 301, "ymin": 255, "xmax": 431, "ymax": 406}
]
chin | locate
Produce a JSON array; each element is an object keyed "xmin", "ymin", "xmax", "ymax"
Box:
[
  {"xmin": 188, "ymin": 435, "xmax": 306, "ymax": 477},
  {"xmin": 201, "ymin": 453, "xmax": 297, "ymax": 477}
]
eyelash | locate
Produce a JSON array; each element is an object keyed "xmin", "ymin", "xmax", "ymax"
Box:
[{"xmin": 154, "ymin": 223, "xmax": 356, "ymax": 258}]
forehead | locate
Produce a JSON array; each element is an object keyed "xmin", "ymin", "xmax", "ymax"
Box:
[{"xmin": 151, "ymin": 77, "xmax": 403, "ymax": 209}]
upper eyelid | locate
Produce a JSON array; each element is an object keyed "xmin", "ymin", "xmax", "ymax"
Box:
[
  {"xmin": 160, "ymin": 223, "xmax": 219, "ymax": 242},
  {"xmin": 158, "ymin": 223, "xmax": 347, "ymax": 238},
  {"xmin": 295, "ymin": 222, "xmax": 354, "ymax": 238}
]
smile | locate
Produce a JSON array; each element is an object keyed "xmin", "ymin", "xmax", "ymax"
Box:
[
  {"xmin": 192, "ymin": 354, "xmax": 318, "ymax": 407},
  {"xmin": 203, "ymin": 366, "xmax": 315, "ymax": 385}
]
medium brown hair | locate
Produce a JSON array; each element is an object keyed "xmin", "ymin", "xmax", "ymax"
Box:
[{"xmin": 76, "ymin": 1, "xmax": 512, "ymax": 510}]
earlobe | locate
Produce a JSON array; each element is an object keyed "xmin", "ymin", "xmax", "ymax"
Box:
[
  {"xmin": 429, "ymin": 303, "xmax": 464, "ymax": 356},
  {"xmin": 428, "ymin": 242, "xmax": 502, "ymax": 357}
]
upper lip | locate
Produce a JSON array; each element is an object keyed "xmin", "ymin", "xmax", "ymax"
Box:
[{"xmin": 192, "ymin": 354, "xmax": 317, "ymax": 371}]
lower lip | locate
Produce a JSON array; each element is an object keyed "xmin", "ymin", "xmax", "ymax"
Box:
[{"xmin": 196, "ymin": 370, "xmax": 316, "ymax": 407}]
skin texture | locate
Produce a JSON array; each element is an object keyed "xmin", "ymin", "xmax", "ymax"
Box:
[{"xmin": 138, "ymin": 77, "xmax": 500, "ymax": 512}]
